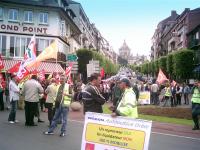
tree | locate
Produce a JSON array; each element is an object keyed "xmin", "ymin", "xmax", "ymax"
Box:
[
  {"xmin": 154, "ymin": 59, "xmax": 159, "ymax": 75},
  {"xmin": 166, "ymin": 53, "xmax": 173, "ymax": 79},
  {"xmin": 173, "ymin": 49, "xmax": 194, "ymax": 80},
  {"xmin": 76, "ymin": 49, "xmax": 93, "ymax": 82},
  {"xmin": 158, "ymin": 56, "xmax": 167, "ymax": 76},
  {"xmin": 76, "ymin": 49, "xmax": 119, "ymax": 82},
  {"xmin": 117, "ymin": 56, "xmax": 128, "ymax": 66}
]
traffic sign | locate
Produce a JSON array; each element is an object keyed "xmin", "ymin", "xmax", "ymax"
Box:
[{"xmin": 67, "ymin": 54, "xmax": 78, "ymax": 61}]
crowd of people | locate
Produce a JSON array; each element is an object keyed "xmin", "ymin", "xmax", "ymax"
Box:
[{"xmin": 0, "ymin": 71, "xmax": 200, "ymax": 137}]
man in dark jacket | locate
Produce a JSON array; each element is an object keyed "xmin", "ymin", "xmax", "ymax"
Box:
[{"xmin": 82, "ymin": 73, "xmax": 106, "ymax": 114}]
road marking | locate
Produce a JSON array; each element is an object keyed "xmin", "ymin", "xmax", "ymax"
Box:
[
  {"xmin": 69, "ymin": 119, "xmax": 84, "ymax": 124},
  {"xmin": 152, "ymin": 132, "xmax": 200, "ymax": 141},
  {"xmin": 69, "ymin": 120, "xmax": 200, "ymax": 141}
]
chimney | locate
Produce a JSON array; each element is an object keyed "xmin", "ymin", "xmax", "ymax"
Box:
[
  {"xmin": 185, "ymin": 8, "xmax": 190, "ymax": 12},
  {"xmin": 171, "ymin": 10, "xmax": 177, "ymax": 17}
]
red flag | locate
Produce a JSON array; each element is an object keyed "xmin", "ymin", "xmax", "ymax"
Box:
[
  {"xmin": 7, "ymin": 62, "xmax": 21, "ymax": 73},
  {"xmin": 0, "ymin": 54, "xmax": 4, "ymax": 71},
  {"xmin": 65, "ymin": 63, "xmax": 73, "ymax": 77},
  {"xmin": 67, "ymin": 73, "xmax": 73, "ymax": 85},
  {"xmin": 156, "ymin": 69, "xmax": 168, "ymax": 84},
  {"xmin": 16, "ymin": 64, "xmax": 30, "ymax": 82},
  {"xmin": 38, "ymin": 69, "xmax": 45, "ymax": 81},
  {"xmin": 100, "ymin": 68, "xmax": 105, "ymax": 78}
]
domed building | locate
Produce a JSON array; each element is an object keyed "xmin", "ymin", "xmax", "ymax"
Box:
[{"xmin": 119, "ymin": 40, "xmax": 131, "ymax": 60}]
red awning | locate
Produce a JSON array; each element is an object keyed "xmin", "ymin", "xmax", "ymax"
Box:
[{"xmin": 2, "ymin": 59, "xmax": 65, "ymax": 73}]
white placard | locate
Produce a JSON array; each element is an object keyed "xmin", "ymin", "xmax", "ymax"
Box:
[
  {"xmin": 81, "ymin": 112, "xmax": 152, "ymax": 150},
  {"xmin": 138, "ymin": 91, "xmax": 151, "ymax": 105}
]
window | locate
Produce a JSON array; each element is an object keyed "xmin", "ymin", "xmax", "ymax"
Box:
[
  {"xmin": 39, "ymin": 12, "xmax": 48, "ymax": 24},
  {"xmin": 8, "ymin": 9, "xmax": 18, "ymax": 21},
  {"xmin": 10, "ymin": 36, "xmax": 27, "ymax": 58},
  {"xmin": 60, "ymin": 20, "xmax": 66, "ymax": 36},
  {"xmin": 37, "ymin": 38, "xmax": 50, "ymax": 55},
  {"xmin": 0, "ymin": 7, "xmax": 3, "ymax": 20},
  {"xmin": 24, "ymin": 11, "xmax": 33, "ymax": 23},
  {"xmin": 0, "ymin": 35, "xmax": 6, "ymax": 56},
  {"xmin": 195, "ymin": 32, "xmax": 199, "ymax": 40},
  {"xmin": 10, "ymin": 36, "xmax": 14, "ymax": 57}
]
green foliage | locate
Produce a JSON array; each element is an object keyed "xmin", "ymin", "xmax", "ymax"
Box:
[
  {"xmin": 166, "ymin": 54, "xmax": 174, "ymax": 79},
  {"xmin": 149, "ymin": 61, "xmax": 155, "ymax": 76},
  {"xmin": 76, "ymin": 49, "xmax": 93, "ymax": 81},
  {"xmin": 158, "ymin": 56, "xmax": 167, "ymax": 73},
  {"xmin": 154, "ymin": 59, "xmax": 159, "ymax": 75},
  {"xmin": 173, "ymin": 49, "xmax": 194, "ymax": 80},
  {"xmin": 92, "ymin": 51, "xmax": 119, "ymax": 74},
  {"xmin": 129, "ymin": 64, "xmax": 136, "ymax": 71},
  {"xmin": 117, "ymin": 56, "xmax": 128, "ymax": 66},
  {"xmin": 76, "ymin": 49, "xmax": 119, "ymax": 81}
]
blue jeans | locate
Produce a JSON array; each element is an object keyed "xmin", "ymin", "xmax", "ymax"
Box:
[
  {"xmin": 48, "ymin": 106, "xmax": 69, "ymax": 134},
  {"xmin": 8, "ymin": 101, "xmax": 17, "ymax": 121}
]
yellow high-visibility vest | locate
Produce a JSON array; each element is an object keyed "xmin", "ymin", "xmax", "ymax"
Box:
[
  {"xmin": 63, "ymin": 83, "xmax": 71, "ymax": 107},
  {"xmin": 191, "ymin": 88, "xmax": 200, "ymax": 104},
  {"xmin": 165, "ymin": 87, "xmax": 171, "ymax": 97},
  {"xmin": 117, "ymin": 88, "xmax": 138, "ymax": 118}
]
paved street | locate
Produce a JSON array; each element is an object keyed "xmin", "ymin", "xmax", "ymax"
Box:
[{"xmin": 0, "ymin": 110, "xmax": 200, "ymax": 150}]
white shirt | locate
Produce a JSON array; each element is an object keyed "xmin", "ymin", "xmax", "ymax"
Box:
[
  {"xmin": 151, "ymin": 84, "xmax": 159, "ymax": 93},
  {"xmin": 22, "ymin": 79, "xmax": 44, "ymax": 102},
  {"xmin": 9, "ymin": 80, "xmax": 19, "ymax": 101}
]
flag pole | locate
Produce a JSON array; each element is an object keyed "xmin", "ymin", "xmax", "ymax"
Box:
[{"xmin": 56, "ymin": 40, "xmax": 58, "ymax": 74}]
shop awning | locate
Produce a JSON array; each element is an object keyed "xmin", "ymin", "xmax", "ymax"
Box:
[{"xmin": 2, "ymin": 59, "xmax": 65, "ymax": 73}]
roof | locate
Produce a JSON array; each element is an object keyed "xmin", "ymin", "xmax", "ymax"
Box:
[
  {"xmin": 3, "ymin": 59, "xmax": 65, "ymax": 73},
  {"xmin": 1, "ymin": 0, "xmax": 59, "ymax": 7},
  {"xmin": 68, "ymin": 0, "xmax": 80, "ymax": 4},
  {"xmin": 119, "ymin": 40, "xmax": 131, "ymax": 51}
]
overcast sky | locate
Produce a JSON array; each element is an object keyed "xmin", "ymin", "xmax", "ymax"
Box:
[{"xmin": 76, "ymin": 0, "xmax": 199, "ymax": 56}]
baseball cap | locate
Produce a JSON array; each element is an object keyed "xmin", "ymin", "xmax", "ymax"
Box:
[{"xmin": 119, "ymin": 78, "xmax": 131, "ymax": 87}]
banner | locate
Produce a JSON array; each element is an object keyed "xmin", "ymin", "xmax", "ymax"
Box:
[
  {"xmin": 66, "ymin": 62, "xmax": 73, "ymax": 77},
  {"xmin": 24, "ymin": 34, "xmax": 36, "ymax": 68},
  {"xmin": 7, "ymin": 62, "xmax": 21, "ymax": 73},
  {"xmin": 138, "ymin": 91, "xmax": 151, "ymax": 105},
  {"xmin": 156, "ymin": 69, "xmax": 168, "ymax": 84},
  {"xmin": 16, "ymin": 62, "xmax": 30, "ymax": 81},
  {"xmin": 81, "ymin": 112, "xmax": 152, "ymax": 150}
]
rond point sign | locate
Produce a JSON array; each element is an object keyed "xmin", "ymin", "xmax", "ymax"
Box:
[{"xmin": 0, "ymin": 24, "xmax": 48, "ymax": 34}]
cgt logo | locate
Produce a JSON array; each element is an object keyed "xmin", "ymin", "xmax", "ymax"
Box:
[{"xmin": 85, "ymin": 143, "xmax": 95, "ymax": 150}]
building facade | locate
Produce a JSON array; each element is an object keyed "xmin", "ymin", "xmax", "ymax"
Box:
[
  {"xmin": 151, "ymin": 10, "xmax": 178, "ymax": 60},
  {"xmin": 151, "ymin": 8, "xmax": 200, "ymax": 61},
  {"xmin": 69, "ymin": 1, "xmax": 96, "ymax": 50},
  {"xmin": 119, "ymin": 40, "xmax": 131, "ymax": 60},
  {"xmin": 0, "ymin": 0, "xmax": 81, "ymax": 72},
  {"xmin": 188, "ymin": 25, "xmax": 200, "ymax": 65},
  {"xmin": 69, "ymin": 0, "xmax": 118, "ymax": 63}
]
